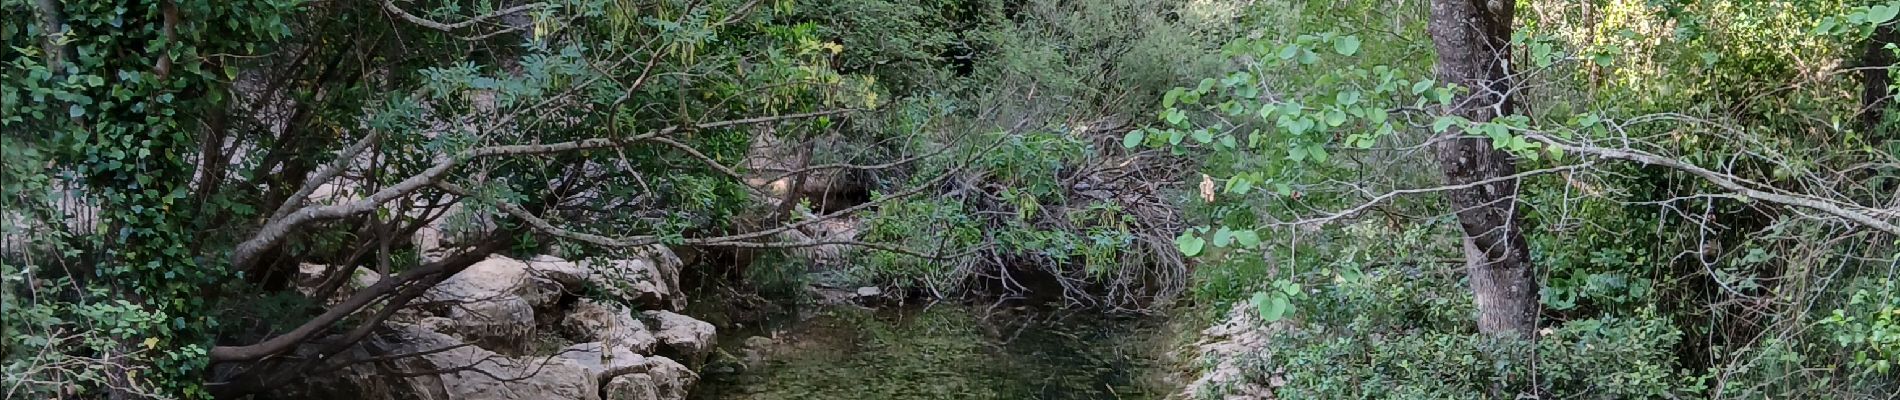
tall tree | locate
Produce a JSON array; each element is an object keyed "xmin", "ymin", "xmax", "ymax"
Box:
[{"xmin": 1426, "ymin": 0, "xmax": 1538, "ymax": 337}]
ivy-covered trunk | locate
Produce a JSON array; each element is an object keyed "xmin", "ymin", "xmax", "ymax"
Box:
[{"xmin": 1426, "ymin": 0, "xmax": 1538, "ymax": 337}]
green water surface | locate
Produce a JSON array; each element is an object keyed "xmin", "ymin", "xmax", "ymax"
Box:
[{"xmin": 690, "ymin": 302, "xmax": 1168, "ymax": 400}]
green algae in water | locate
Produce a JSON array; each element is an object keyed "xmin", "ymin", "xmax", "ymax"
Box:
[{"xmin": 693, "ymin": 304, "xmax": 1165, "ymax": 400}]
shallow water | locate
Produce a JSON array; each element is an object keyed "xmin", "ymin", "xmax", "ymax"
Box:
[{"xmin": 689, "ymin": 301, "xmax": 1170, "ymax": 400}]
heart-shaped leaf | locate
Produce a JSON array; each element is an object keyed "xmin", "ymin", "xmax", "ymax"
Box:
[
  {"xmin": 1175, "ymin": 233, "xmax": 1207, "ymax": 257},
  {"xmin": 1122, "ymin": 130, "xmax": 1147, "ymax": 149},
  {"xmin": 1334, "ymin": 35, "xmax": 1361, "ymax": 56}
]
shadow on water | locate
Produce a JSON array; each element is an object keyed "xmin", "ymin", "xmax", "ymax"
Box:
[{"xmin": 689, "ymin": 299, "xmax": 1170, "ymax": 400}]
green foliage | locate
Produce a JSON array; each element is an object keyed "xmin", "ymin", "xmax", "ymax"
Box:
[
  {"xmin": 1818, "ymin": 279, "xmax": 1900, "ymax": 376},
  {"xmin": 5, "ymin": 0, "xmax": 874, "ymax": 396},
  {"xmin": 1163, "ymin": 1, "xmax": 1899, "ymax": 398}
]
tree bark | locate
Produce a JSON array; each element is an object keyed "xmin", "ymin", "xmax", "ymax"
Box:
[
  {"xmin": 1862, "ymin": 20, "xmax": 1896, "ymax": 137},
  {"xmin": 1427, "ymin": 0, "xmax": 1538, "ymax": 337}
]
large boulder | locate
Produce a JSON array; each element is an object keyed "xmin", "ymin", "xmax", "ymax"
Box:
[
  {"xmin": 423, "ymin": 255, "xmax": 560, "ymax": 355},
  {"xmin": 560, "ymin": 299, "xmax": 657, "ymax": 354},
  {"xmin": 306, "ymin": 325, "xmax": 599, "ymax": 400},
  {"xmin": 555, "ymin": 342, "xmax": 649, "ymax": 383},
  {"xmin": 639, "ymin": 310, "xmax": 716, "ymax": 366},
  {"xmin": 527, "ymin": 248, "xmax": 686, "ymax": 311},
  {"xmin": 602, "ymin": 356, "xmax": 695, "ymax": 400}
]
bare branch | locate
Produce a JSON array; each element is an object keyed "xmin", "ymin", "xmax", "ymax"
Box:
[
  {"xmin": 267, "ymin": 131, "xmax": 382, "ymax": 223},
  {"xmin": 381, "ymin": 1, "xmax": 544, "ymax": 32},
  {"xmin": 209, "ymin": 241, "xmax": 501, "ymax": 362},
  {"xmin": 230, "ymin": 109, "xmax": 853, "ymax": 275}
]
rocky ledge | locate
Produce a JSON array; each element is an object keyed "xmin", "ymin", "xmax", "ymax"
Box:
[{"xmin": 278, "ymin": 246, "xmax": 714, "ymax": 400}]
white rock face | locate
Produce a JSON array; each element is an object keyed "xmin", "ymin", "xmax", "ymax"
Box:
[
  {"xmin": 423, "ymin": 255, "xmax": 560, "ymax": 354},
  {"xmin": 528, "ymin": 247, "xmax": 686, "ymax": 311},
  {"xmin": 602, "ymin": 356, "xmax": 695, "ymax": 400},
  {"xmin": 589, "ymin": 256, "xmax": 684, "ymax": 311},
  {"xmin": 279, "ymin": 250, "xmax": 711, "ymax": 400},
  {"xmin": 323, "ymin": 325, "xmax": 600, "ymax": 400},
  {"xmin": 1181, "ymin": 303, "xmax": 1287, "ymax": 400},
  {"xmin": 561, "ymin": 299, "xmax": 658, "ymax": 354},
  {"xmin": 294, "ymin": 264, "xmax": 382, "ymax": 305},
  {"xmin": 640, "ymin": 310, "xmax": 716, "ymax": 366},
  {"xmin": 556, "ymin": 342, "xmax": 650, "ymax": 383}
]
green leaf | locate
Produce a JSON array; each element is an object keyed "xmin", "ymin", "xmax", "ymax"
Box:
[
  {"xmin": 1122, "ymin": 130, "xmax": 1146, "ymax": 149},
  {"xmin": 1165, "ymin": 108, "xmax": 1186, "ymax": 125},
  {"xmin": 1337, "ymin": 90, "xmax": 1361, "ymax": 106},
  {"xmin": 1274, "ymin": 182, "xmax": 1294, "ymax": 196},
  {"xmin": 1278, "ymin": 44, "xmax": 1300, "ymax": 60},
  {"xmin": 1334, "ymin": 35, "xmax": 1361, "ymax": 56},
  {"xmin": 1871, "ymin": 5, "xmax": 1898, "ymax": 25},
  {"xmin": 1196, "ymin": 78, "xmax": 1217, "ymax": 93},
  {"xmin": 1324, "ymin": 109, "xmax": 1347, "ymax": 127},
  {"xmin": 1226, "ymin": 176, "xmax": 1252, "ymax": 194},
  {"xmin": 1284, "ymin": 117, "xmax": 1310, "ymax": 136},
  {"xmin": 1411, "ymin": 79, "xmax": 1434, "ymax": 95},
  {"xmin": 1219, "ymin": 134, "xmax": 1238, "ymax": 149},
  {"xmin": 1308, "ymin": 143, "xmax": 1329, "ymax": 162},
  {"xmin": 1162, "ymin": 89, "xmax": 1181, "ymax": 108},
  {"xmin": 1432, "ymin": 116, "xmax": 1460, "ymax": 133},
  {"xmin": 1287, "ymin": 144, "xmax": 1308, "ymax": 161},
  {"xmin": 1258, "ymin": 295, "xmax": 1290, "ymax": 321},
  {"xmin": 69, "ymin": 105, "xmax": 85, "ymax": 118},
  {"xmin": 1233, "ymin": 230, "xmax": 1261, "ymax": 248},
  {"xmin": 1592, "ymin": 52, "xmax": 1614, "ymax": 67},
  {"xmin": 1213, "ymin": 227, "xmax": 1234, "ymax": 247},
  {"xmin": 1168, "ymin": 130, "xmax": 1185, "ymax": 145},
  {"xmin": 1175, "ymin": 233, "xmax": 1207, "ymax": 257},
  {"xmin": 1192, "ymin": 129, "xmax": 1213, "ymax": 144}
]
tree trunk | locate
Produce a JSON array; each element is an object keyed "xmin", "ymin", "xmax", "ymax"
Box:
[
  {"xmin": 1862, "ymin": 20, "xmax": 1896, "ymax": 137},
  {"xmin": 1427, "ymin": 0, "xmax": 1538, "ymax": 337}
]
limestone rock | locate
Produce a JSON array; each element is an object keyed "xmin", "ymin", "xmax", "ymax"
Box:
[
  {"xmin": 588, "ymin": 257, "xmax": 683, "ymax": 311},
  {"xmin": 561, "ymin": 300, "xmax": 657, "ymax": 354},
  {"xmin": 526, "ymin": 255, "xmax": 589, "ymax": 289},
  {"xmin": 531, "ymin": 248, "xmax": 685, "ymax": 311},
  {"xmin": 639, "ymin": 310, "xmax": 716, "ymax": 366},
  {"xmin": 430, "ymin": 255, "xmax": 563, "ymax": 309},
  {"xmin": 555, "ymin": 342, "xmax": 649, "ymax": 383},
  {"xmin": 602, "ymin": 356, "xmax": 695, "ymax": 400},
  {"xmin": 294, "ymin": 264, "xmax": 382, "ymax": 305},
  {"xmin": 308, "ymin": 325, "xmax": 599, "ymax": 400},
  {"xmin": 1181, "ymin": 303, "xmax": 1287, "ymax": 400},
  {"xmin": 423, "ymin": 255, "xmax": 561, "ymax": 355}
]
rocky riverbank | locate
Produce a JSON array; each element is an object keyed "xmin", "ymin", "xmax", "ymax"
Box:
[{"xmin": 272, "ymin": 247, "xmax": 716, "ymax": 400}]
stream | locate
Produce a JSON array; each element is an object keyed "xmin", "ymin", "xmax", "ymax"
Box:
[{"xmin": 686, "ymin": 298, "xmax": 1175, "ymax": 400}]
